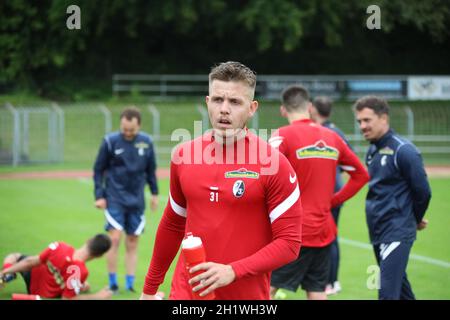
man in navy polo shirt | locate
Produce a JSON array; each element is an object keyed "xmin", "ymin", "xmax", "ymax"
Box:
[
  {"xmin": 93, "ymin": 106, "xmax": 159, "ymax": 293},
  {"xmin": 354, "ymin": 96, "xmax": 431, "ymax": 300}
]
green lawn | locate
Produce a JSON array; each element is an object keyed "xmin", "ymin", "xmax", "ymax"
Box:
[{"xmin": 0, "ymin": 177, "xmax": 449, "ymax": 300}]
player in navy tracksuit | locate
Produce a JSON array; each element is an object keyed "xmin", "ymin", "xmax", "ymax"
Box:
[
  {"xmin": 93, "ymin": 107, "xmax": 159, "ymax": 292},
  {"xmin": 355, "ymin": 96, "xmax": 431, "ymax": 300},
  {"xmin": 311, "ymin": 96, "xmax": 352, "ymax": 295}
]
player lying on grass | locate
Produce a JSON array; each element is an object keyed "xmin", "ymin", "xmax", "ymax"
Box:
[{"xmin": 0, "ymin": 234, "xmax": 113, "ymax": 300}]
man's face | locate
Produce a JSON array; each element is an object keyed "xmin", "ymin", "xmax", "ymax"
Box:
[
  {"xmin": 120, "ymin": 117, "xmax": 140, "ymax": 141},
  {"xmin": 206, "ymin": 80, "xmax": 258, "ymax": 139},
  {"xmin": 356, "ymin": 107, "xmax": 389, "ymax": 142}
]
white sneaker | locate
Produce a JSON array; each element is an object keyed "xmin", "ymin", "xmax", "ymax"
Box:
[
  {"xmin": 325, "ymin": 284, "xmax": 336, "ymax": 295},
  {"xmin": 333, "ymin": 281, "xmax": 342, "ymax": 293},
  {"xmin": 274, "ymin": 289, "xmax": 288, "ymax": 300}
]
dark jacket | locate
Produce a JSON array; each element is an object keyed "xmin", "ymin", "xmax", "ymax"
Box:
[
  {"xmin": 365, "ymin": 129, "xmax": 431, "ymax": 244},
  {"xmin": 93, "ymin": 131, "xmax": 158, "ymax": 210}
]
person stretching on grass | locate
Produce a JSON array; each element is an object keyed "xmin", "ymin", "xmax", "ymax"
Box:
[{"xmin": 0, "ymin": 234, "xmax": 113, "ymax": 300}]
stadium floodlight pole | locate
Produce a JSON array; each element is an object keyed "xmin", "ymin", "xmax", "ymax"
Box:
[
  {"xmin": 404, "ymin": 105, "xmax": 414, "ymax": 141},
  {"xmin": 5, "ymin": 102, "xmax": 20, "ymax": 166},
  {"xmin": 51, "ymin": 102, "xmax": 65, "ymax": 162},
  {"xmin": 99, "ymin": 104, "xmax": 112, "ymax": 134},
  {"xmin": 196, "ymin": 104, "xmax": 209, "ymax": 134},
  {"xmin": 147, "ymin": 104, "xmax": 160, "ymax": 142}
]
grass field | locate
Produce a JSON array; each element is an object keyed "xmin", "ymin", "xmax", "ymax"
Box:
[{"xmin": 0, "ymin": 175, "xmax": 449, "ymax": 300}]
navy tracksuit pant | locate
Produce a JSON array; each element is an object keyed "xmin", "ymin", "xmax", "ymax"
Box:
[{"xmin": 373, "ymin": 241, "xmax": 416, "ymax": 300}]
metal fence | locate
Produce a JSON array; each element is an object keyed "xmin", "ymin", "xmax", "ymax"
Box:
[
  {"xmin": 1, "ymin": 102, "xmax": 449, "ymax": 166},
  {"xmin": 113, "ymin": 74, "xmax": 410, "ymax": 100},
  {"xmin": 0, "ymin": 103, "xmax": 64, "ymax": 165}
]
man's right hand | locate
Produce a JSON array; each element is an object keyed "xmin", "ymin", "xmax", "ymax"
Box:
[
  {"xmin": 417, "ymin": 219, "xmax": 428, "ymax": 231},
  {"xmin": 139, "ymin": 291, "xmax": 165, "ymax": 300},
  {"xmin": 95, "ymin": 198, "xmax": 107, "ymax": 210}
]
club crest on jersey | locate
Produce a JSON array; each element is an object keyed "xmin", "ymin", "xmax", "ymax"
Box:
[
  {"xmin": 225, "ymin": 168, "xmax": 259, "ymax": 179},
  {"xmin": 135, "ymin": 142, "xmax": 148, "ymax": 156},
  {"xmin": 232, "ymin": 180, "xmax": 245, "ymax": 198},
  {"xmin": 379, "ymin": 147, "xmax": 394, "ymax": 155},
  {"xmin": 296, "ymin": 140, "xmax": 339, "ymax": 160}
]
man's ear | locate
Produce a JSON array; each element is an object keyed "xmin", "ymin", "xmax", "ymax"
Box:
[
  {"xmin": 280, "ymin": 105, "xmax": 288, "ymax": 118},
  {"xmin": 249, "ymin": 100, "xmax": 259, "ymax": 117}
]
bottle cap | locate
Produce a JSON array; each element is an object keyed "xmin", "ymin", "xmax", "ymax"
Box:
[{"xmin": 182, "ymin": 232, "xmax": 202, "ymax": 249}]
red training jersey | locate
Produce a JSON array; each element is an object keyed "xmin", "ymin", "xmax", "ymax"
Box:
[
  {"xmin": 143, "ymin": 130, "xmax": 303, "ymax": 300},
  {"xmin": 269, "ymin": 119, "xmax": 369, "ymax": 247},
  {"xmin": 30, "ymin": 242, "xmax": 88, "ymax": 298}
]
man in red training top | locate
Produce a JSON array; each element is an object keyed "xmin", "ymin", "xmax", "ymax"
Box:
[
  {"xmin": 0, "ymin": 234, "xmax": 112, "ymax": 300},
  {"xmin": 269, "ymin": 85, "xmax": 369, "ymax": 300},
  {"xmin": 140, "ymin": 61, "xmax": 303, "ymax": 300}
]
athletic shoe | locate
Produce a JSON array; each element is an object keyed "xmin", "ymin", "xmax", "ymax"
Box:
[
  {"xmin": 126, "ymin": 287, "xmax": 136, "ymax": 293},
  {"xmin": 273, "ymin": 289, "xmax": 288, "ymax": 300},
  {"xmin": 0, "ymin": 274, "xmax": 16, "ymax": 289},
  {"xmin": 1, "ymin": 273, "xmax": 16, "ymax": 283},
  {"xmin": 110, "ymin": 284, "xmax": 119, "ymax": 294},
  {"xmin": 333, "ymin": 281, "xmax": 342, "ymax": 293},
  {"xmin": 325, "ymin": 284, "xmax": 336, "ymax": 295}
]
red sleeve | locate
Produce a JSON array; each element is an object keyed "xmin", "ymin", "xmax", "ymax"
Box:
[
  {"xmin": 230, "ymin": 152, "xmax": 302, "ymax": 279},
  {"xmin": 331, "ymin": 136, "xmax": 369, "ymax": 207},
  {"xmin": 143, "ymin": 148, "xmax": 187, "ymax": 295}
]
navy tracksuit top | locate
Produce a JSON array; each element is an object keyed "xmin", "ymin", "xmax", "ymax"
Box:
[
  {"xmin": 93, "ymin": 131, "xmax": 158, "ymax": 211},
  {"xmin": 365, "ymin": 129, "xmax": 431, "ymax": 244}
]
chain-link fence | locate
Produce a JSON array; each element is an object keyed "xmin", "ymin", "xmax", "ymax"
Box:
[{"xmin": 1, "ymin": 102, "xmax": 449, "ymax": 166}]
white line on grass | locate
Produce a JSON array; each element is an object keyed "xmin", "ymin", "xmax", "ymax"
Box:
[{"xmin": 340, "ymin": 237, "xmax": 450, "ymax": 269}]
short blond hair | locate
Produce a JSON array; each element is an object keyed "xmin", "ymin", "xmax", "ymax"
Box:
[{"xmin": 209, "ymin": 61, "xmax": 257, "ymax": 92}]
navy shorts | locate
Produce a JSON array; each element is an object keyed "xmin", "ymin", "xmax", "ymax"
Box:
[
  {"xmin": 104, "ymin": 204, "xmax": 145, "ymax": 236},
  {"xmin": 271, "ymin": 245, "xmax": 331, "ymax": 293}
]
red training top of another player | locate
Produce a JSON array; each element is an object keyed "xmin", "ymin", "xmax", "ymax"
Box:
[
  {"xmin": 30, "ymin": 242, "xmax": 88, "ymax": 298},
  {"xmin": 269, "ymin": 119, "xmax": 369, "ymax": 247}
]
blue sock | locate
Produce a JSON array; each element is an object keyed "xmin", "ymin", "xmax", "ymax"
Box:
[
  {"xmin": 125, "ymin": 274, "xmax": 135, "ymax": 290},
  {"xmin": 108, "ymin": 273, "xmax": 117, "ymax": 287}
]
